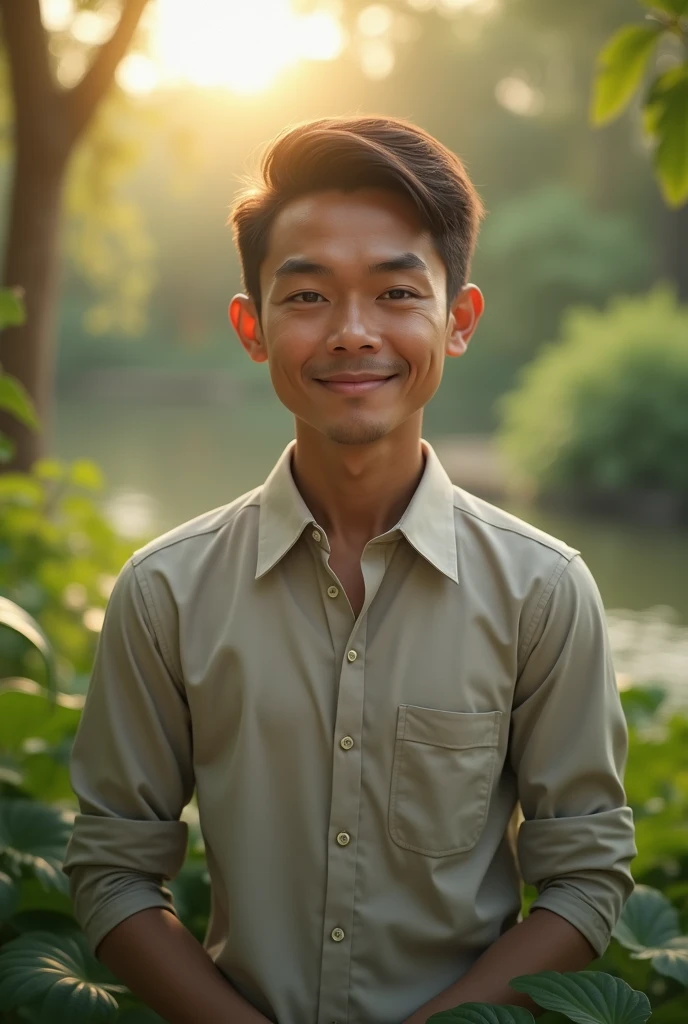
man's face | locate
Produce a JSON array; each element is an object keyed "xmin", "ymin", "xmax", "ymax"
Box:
[{"xmin": 230, "ymin": 187, "xmax": 483, "ymax": 447}]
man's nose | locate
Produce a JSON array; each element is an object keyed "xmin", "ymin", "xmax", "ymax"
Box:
[{"xmin": 326, "ymin": 300, "xmax": 381, "ymax": 351}]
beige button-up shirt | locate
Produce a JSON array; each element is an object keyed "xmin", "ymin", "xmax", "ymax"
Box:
[{"xmin": 62, "ymin": 438, "xmax": 636, "ymax": 1024}]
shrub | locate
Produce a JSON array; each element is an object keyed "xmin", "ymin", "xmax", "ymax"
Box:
[{"xmin": 497, "ymin": 287, "xmax": 688, "ymax": 501}]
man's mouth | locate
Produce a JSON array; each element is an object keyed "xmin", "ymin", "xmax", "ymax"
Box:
[{"xmin": 315, "ymin": 376, "xmax": 396, "ymax": 395}]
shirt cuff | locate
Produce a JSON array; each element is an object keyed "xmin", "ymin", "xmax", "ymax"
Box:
[
  {"xmin": 529, "ymin": 882, "xmax": 615, "ymax": 958},
  {"xmin": 62, "ymin": 814, "xmax": 189, "ymax": 879},
  {"xmin": 67, "ymin": 865, "xmax": 181, "ymax": 956}
]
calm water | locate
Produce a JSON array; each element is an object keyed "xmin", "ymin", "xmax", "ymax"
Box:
[{"xmin": 52, "ymin": 392, "xmax": 688, "ymax": 709}]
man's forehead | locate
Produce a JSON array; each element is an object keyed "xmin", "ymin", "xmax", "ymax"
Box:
[{"xmin": 264, "ymin": 189, "xmax": 437, "ymax": 270}]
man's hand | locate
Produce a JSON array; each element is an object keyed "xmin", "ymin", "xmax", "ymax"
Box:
[{"xmin": 402, "ymin": 909, "xmax": 596, "ymax": 1024}]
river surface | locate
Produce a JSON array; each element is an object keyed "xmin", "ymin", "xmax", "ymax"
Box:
[{"xmin": 52, "ymin": 393, "xmax": 688, "ymax": 710}]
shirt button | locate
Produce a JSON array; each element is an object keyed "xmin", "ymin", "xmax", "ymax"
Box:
[
  {"xmin": 347, "ymin": 650, "xmax": 357, "ymax": 662},
  {"xmin": 336, "ymin": 831, "xmax": 351, "ymax": 846},
  {"xmin": 327, "ymin": 585, "xmax": 339, "ymax": 598},
  {"xmin": 312, "ymin": 530, "xmax": 321, "ymax": 542},
  {"xmin": 331, "ymin": 927, "xmax": 345, "ymax": 942},
  {"xmin": 340, "ymin": 736, "xmax": 354, "ymax": 750}
]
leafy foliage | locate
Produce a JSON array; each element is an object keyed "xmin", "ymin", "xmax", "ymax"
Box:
[
  {"xmin": 0, "ymin": 289, "xmax": 40, "ymax": 466},
  {"xmin": 509, "ymin": 971, "xmax": 652, "ymax": 1024},
  {"xmin": 498, "ymin": 288, "xmax": 688, "ymax": 500},
  {"xmin": 592, "ymin": 7, "xmax": 688, "ymax": 205},
  {"xmin": 0, "ymin": 929, "xmax": 126, "ymax": 1023}
]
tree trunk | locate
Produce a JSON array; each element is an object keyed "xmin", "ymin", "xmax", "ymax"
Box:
[{"xmin": 0, "ymin": 143, "xmax": 66, "ymax": 473}]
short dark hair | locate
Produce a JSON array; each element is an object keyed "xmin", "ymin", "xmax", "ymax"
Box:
[{"xmin": 230, "ymin": 116, "xmax": 485, "ymax": 316}]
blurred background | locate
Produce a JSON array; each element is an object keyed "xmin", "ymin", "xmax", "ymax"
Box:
[
  {"xmin": 0, "ymin": 3, "xmax": 687, "ymax": 1020},
  {"xmin": 7, "ymin": 0, "xmax": 685, "ymax": 703}
]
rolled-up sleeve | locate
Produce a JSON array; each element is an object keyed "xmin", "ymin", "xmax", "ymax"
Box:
[
  {"xmin": 62, "ymin": 557, "xmax": 194, "ymax": 956},
  {"xmin": 509, "ymin": 554, "xmax": 637, "ymax": 957}
]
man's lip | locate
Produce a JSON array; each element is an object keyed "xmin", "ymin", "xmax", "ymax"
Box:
[
  {"xmin": 315, "ymin": 375, "xmax": 395, "ymax": 383},
  {"xmin": 315, "ymin": 376, "xmax": 396, "ymax": 394}
]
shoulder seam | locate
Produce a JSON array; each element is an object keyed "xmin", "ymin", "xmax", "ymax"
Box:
[
  {"xmin": 130, "ymin": 559, "xmax": 182, "ymax": 689},
  {"xmin": 452, "ymin": 497, "xmax": 579, "ymax": 558},
  {"xmin": 518, "ymin": 552, "xmax": 580, "ymax": 666},
  {"xmin": 131, "ymin": 497, "xmax": 260, "ymax": 568}
]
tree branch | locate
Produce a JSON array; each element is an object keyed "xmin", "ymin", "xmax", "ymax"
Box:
[
  {"xmin": 65, "ymin": 0, "xmax": 150, "ymax": 143},
  {"xmin": 0, "ymin": 0, "xmax": 54, "ymax": 121}
]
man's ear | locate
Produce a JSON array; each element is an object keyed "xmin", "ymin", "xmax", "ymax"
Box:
[
  {"xmin": 446, "ymin": 284, "xmax": 485, "ymax": 358},
  {"xmin": 229, "ymin": 294, "xmax": 267, "ymax": 364}
]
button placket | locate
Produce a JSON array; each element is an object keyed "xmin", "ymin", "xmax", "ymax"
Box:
[{"xmin": 317, "ymin": 615, "xmax": 368, "ymax": 1024}]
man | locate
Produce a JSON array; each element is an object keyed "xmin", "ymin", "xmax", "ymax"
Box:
[{"xmin": 62, "ymin": 116, "xmax": 636, "ymax": 1024}]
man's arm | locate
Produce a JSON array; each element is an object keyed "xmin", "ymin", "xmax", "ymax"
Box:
[
  {"xmin": 403, "ymin": 909, "xmax": 594, "ymax": 1023},
  {"xmin": 95, "ymin": 907, "xmax": 271, "ymax": 1024},
  {"xmin": 406, "ymin": 554, "xmax": 636, "ymax": 1024},
  {"xmin": 62, "ymin": 558, "xmax": 271, "ymax": 1023}
]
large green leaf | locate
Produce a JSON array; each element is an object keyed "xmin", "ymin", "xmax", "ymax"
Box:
[
  {"xmin": 592, "ymin": 25, "xmax": 662, "ymax": 125},
  {"xmin": 0, "ymin": 869, "xmax": 20, "ymax": 921},
  {"xmin": 0, "ymin": 375, "xmax": 40, "ymax": 431},
  {"xmin": 649, "ymin": 66, "xmax": 688, "ymax": 206},
  {"xmin": 0, "ymin": 679, "xmax": 83, "ymax": 754},
  {"xmin": 0, "ymin": 287, "xmax": 26, "ymax": 328},
  {"xmin": 632, "ymin": 936, "xmax": 688, "ymax": 986},
  {"xmin": 509, "ymin": 971, "xmax": 651, "ymax": 1024},
  {"xmin": 613, "ymin": 884, "xmax": 681, "ymax": 952},
  {"xmin": 0, "ymin": 600, "xmax": 58, "ymax": 701},
  {"xmin": 427, "ymin": 1006, "xmax": 535, "ymax": 1024},
  {"xmin": 613, "ymin": 885, "xmax": 688, "ymax": 984},
  {"xmin": 0, "ymin": 798, "xmax": 74, "ymax": 894},
  {"xmin": 15, "ymin": 876, "xmax": 74, "ymax": 917},
  {"xmin": 0, "ymin": 930, "xmax": 127, "ymax": 1023}
]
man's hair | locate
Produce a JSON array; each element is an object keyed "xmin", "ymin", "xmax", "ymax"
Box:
[{"xmin": 230, "ymin": 116, "xmax": 485, "ymax": 316}]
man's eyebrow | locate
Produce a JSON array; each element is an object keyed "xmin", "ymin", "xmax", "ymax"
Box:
[
  {"xmin": 273, "ymin": 258, "xmax": 334, "ymax": 278},
  {"xmin": 369, "ymin": 253, "xmax": 429, "ymax": 274}
]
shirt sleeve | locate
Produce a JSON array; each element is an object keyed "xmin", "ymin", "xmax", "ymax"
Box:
[
  {"xmin": 62, "ymin": 556, "xmax": 194, "ymax": 956},
  {"xmin": 509, "ymin": 553, "xmax": 637, "ymax": 957}
]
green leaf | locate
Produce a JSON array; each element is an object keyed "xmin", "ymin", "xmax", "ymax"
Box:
[
  {"xmin": 647, "ymin": 66, "xmax": 688, "ymax": 206},
  {"xmin": 0, "ymin": 287, "xmax": 26, "ymax": 328},
  {"xmin": 0, "ymin": 869, "xmax": 20, "ymax": 922},
  {"xmin": 0, "ymin": 798, "xmax": 74, "ymax": 894},
  {"xmin": 619, "ymin": 686, "xmax": 666, "ymax": 726},
  {"xmin": 0, "ymin": 601, "xmax": 58, "ymax": 701},
  {"xmin": 592, "ymin": 25, "xmax": 662, "ymax": 125},
  {"xmin": 32, "ymin": 459, "xmax": 64, "ymax": 483},
  {"xmin": 10, "ymin": 909, "xmax": 80, "ymax": 935},
  {"xmin": 635, "ymin": 936, "xmax": 688, "ymax": 986},
  {"xmin": 509, "ymin": 971, "xmax": 652, "ymax": 1024},
  {"xmin": 613, "ymin": 884, "xmax": 681, "ymax": 952},
  {"xmin": 0, "ymin": 679, "xmax": 83, "ymax": 754},
  {"xmin": 0, "ymin": 930, "xmax": 126, "ymax": 1023},
  {"xmin": 15, "ymin": 876, "xmax": 74, "ymax": 917},
  {"xmin": 0, "ymin": 433, "xmax": 16, "ymax": 463},
  {"xmin": 69, "ymin": 458, "xmax": 104, "ymax": 491},
  {"xmin": 0, "ymin": 374, "xmax": 40, "ymax": 431},
  {"xmin": 427, "ymin": 1006, "xmax": 536, "ymax": 1024}
]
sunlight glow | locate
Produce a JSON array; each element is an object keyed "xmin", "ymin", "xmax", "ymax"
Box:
[{"xmin": 147, "ymin": 0, "xmax": 345, "ymax": 94}]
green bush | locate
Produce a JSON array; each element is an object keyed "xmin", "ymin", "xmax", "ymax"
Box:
[{"xmin": 497, "ymin": 287, "xmax": 688, "ymax": 500}]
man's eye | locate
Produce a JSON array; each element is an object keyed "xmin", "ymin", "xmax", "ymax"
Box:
[
  {"xmin": 290, "ymin": 291, "xmax": 325, "ymax": 303},
  {"xmin": 383, "ymin": 288, "xmax": 416, "ymax": 300}
]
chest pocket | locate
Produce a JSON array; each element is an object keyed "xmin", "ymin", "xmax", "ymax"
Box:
[{"xmin": 388, "ymin": 705, "xmax": 502, "ymax": 857}]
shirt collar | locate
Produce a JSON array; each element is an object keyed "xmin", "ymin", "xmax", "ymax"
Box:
[{"xmin": 255, "ymin": 438, "xmax": 458, "ymax": 585}]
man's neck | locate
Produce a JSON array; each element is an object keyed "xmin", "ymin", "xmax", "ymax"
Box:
[{"xmin": 290, "ymin": 423, "xmax": 426, "ymax": 551}]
